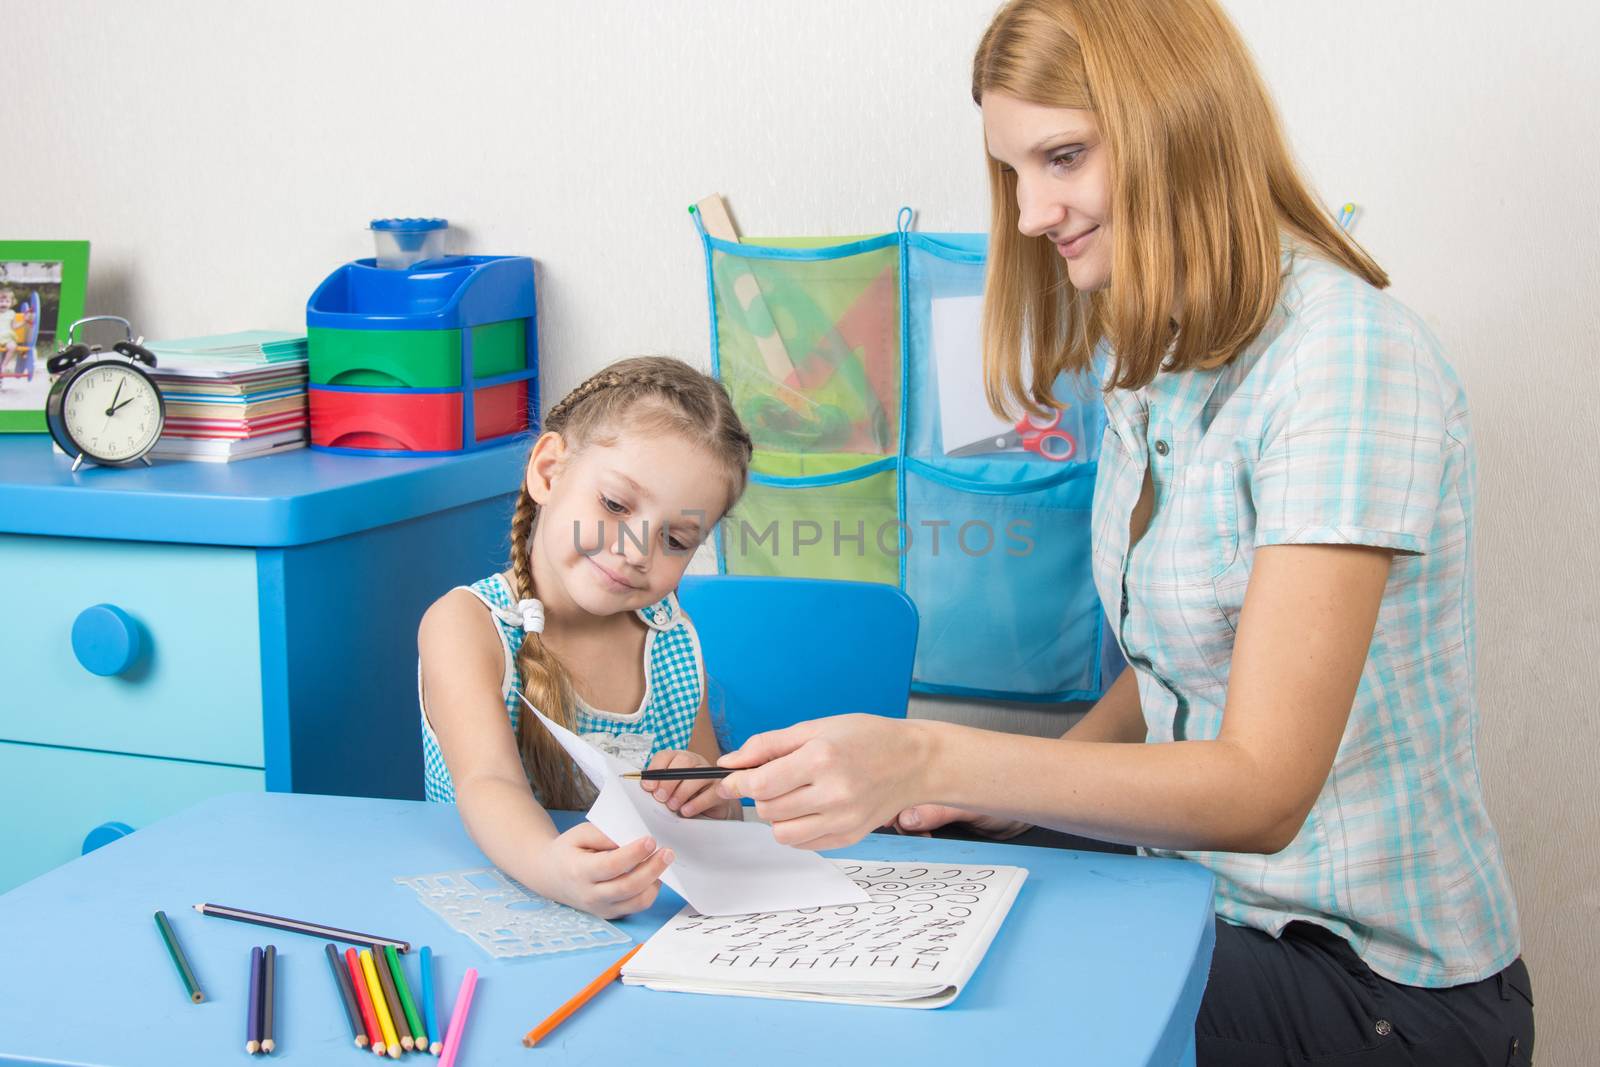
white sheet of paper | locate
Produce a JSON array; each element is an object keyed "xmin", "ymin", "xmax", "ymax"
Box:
[
  {"xmin": 931, "ymin": 294, "xmax": 1018, "ymax": 455},
  {"xmin": 516, "ymin": 693, "xmax": 869, "ymax": 916}
]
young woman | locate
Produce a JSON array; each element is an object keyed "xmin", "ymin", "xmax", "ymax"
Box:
[{"xmin": 715, "ymin": 2, "xmax": 1533, "ymax": 1062}]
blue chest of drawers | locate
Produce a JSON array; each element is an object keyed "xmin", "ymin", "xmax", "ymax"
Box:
[{"xmin": 0, "ymin": 436, "xmax": 526, "ymax": 892}]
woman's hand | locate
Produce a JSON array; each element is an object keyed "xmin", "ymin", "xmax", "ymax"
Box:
[
  {"xmin": 637, "ymin": 749, "xmax": 742, "ymax": 820},
  {"xmin": 532, "ymin": 822, "xmax": 674, "ymax": 919},
  {"xmin": 715, "ymin": 715, "xmax": 936, "ymax": 850},
  {"xmin": 893, "ymin": 804, "xmax": 1030, "ymax": 840}
]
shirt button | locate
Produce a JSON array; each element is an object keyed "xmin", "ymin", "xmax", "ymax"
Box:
[
  {"xmin": 1374, "ymin": 1019, "xmax": 1393, "ymax": 1037},
  {"xmin": 1154, "ymin": 439, "xmax": 1170, "ymax": 457}
]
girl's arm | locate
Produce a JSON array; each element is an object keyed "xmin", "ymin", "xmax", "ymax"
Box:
[
  {"xmin": 719, "ymin": 543, "xmax": 1391, "ymax": 853},
  {"xmin": 418, "ymin": 591, "xmax": 672, "ymax": 916}
]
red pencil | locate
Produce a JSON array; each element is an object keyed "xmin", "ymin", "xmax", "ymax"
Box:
[{"xmin": 345, "ymin": 947, "xmax": 385, "ymax": 1055}]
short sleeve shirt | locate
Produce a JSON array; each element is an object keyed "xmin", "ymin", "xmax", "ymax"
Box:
[{"xmin": 1090, "ymin": 249, "xmax": 1521, "ymax": 986}]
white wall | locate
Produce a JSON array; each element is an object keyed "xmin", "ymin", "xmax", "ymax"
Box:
[{"xmin": 9, "ymin": 0, "xmax": 1597, "ymax": 1056}]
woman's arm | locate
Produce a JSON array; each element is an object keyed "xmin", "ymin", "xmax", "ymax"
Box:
[
  {"xmin": 719, "ymin": 543, "xmax": 1391, "ymax": 853},
  {"xmin": 893, "ymin": 658, "xmax": 1145, "ymax": 835},
  {"xmin": 1061, "ymin": 663, "xmax": 1146, "ymax": 743},
  {"xmin": 418, "ymin": 591, "xmax": 670, "ymax": 916}
]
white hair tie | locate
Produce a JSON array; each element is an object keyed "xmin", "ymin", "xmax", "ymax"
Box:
[{"xmin": 494, "ymin": 598, "xmax": 545, "ymax": 635}]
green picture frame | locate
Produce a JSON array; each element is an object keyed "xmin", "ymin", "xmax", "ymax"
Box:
[{"xmin": 0, "ymin": 240, "xmax": 90, "ymax": 433}]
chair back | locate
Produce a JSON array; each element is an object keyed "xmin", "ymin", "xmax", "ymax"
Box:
[{"xmin": 675, "ymin": 575, "xmax": 919, "ymax": 752}]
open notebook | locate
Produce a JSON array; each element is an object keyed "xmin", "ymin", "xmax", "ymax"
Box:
[{"xmin": 623, "ymin": 860, "xmax": 1026, "ymax": 1008}]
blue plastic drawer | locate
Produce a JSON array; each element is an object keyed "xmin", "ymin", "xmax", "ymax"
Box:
[
  {"xmin": 0, "ymin": 534, "xmax": 264, "ymax": 767},
  {"xmin": 0, "ymin": 741, "xmax": 264, "ymax": 894}
]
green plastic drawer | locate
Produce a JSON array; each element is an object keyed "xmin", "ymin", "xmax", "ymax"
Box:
[
  {"xmin": 0, "ymin": 741, "xmax": 264, "ymax": 893},
  {"xmin": 0, "ymin": 534, "xmax": 264, "ymax": 767},
  {"xmin": 307, "ymin": 319, "xmax": 526, "ymax": 387}
]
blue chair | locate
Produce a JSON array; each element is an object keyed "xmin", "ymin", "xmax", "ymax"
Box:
[{"xmin": 675, "ymin": 575, "xmax": 919, "ymax": 753}]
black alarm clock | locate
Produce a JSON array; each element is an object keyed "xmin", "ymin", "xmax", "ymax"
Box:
[{"xmin": 45, "ymin": 316, "xmax": 166, "ymax": 471}]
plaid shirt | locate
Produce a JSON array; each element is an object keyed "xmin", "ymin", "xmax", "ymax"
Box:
[{"xmin": 1090, "ymin": 249, "xmax": 1520, "ymax": 986}]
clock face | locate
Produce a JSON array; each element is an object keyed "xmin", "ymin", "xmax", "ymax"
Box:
[{"xmin": 62, "ymin": 363, "xmax": 164, "ymax": 463}]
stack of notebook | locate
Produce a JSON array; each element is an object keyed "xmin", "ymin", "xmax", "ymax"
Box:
[{"xmin": 146, "ymin": 331, "xmax": 309, "ymax": 462}]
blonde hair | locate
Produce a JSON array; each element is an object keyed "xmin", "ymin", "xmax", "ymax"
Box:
[
  {"xmin": 509, "ymin": 356, "xmax": 752, "ymax": 810},
  {"xmin": 972, "ymin": 0, "xmax": 1388, "ymax": 405}
]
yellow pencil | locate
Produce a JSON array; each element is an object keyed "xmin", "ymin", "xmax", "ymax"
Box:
[{"xmin": 360, "ymin": 949, "xmax": 402, "ymax": 1059}]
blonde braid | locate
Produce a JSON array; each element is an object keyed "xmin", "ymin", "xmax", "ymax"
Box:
[{"xmin": 508, "ymin": 487, "xmax": 590, "ymax": 810}]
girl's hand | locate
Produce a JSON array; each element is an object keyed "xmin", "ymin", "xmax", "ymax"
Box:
[
  {"xmin": 715, "ymin": 715, "xmax": 934, "ymax": 850},
  {"xmin": 894, "ymin": 804, "xmax": 1030, "ymax": 840},
  {"xmin": 637, "ymin": 749, "xmax": 742, "ymax": 820},
  {"xmin": 534, "ymin": 822, "xmax": 674, "ymax": 919}
]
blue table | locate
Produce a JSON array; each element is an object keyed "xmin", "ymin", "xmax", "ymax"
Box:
[{"xmin": 0, "ymin": 792, "xmax": 1215, "ymax": 1066}]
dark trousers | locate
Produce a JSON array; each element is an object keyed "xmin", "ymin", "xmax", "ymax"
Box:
[
  {"xmin": 930, "ymin": 826, "xmax": 1535, "ymax": 1064},
  {"xmin": 1197, "ymin": 920, "xmax": 1534, "ymax": 1066}
]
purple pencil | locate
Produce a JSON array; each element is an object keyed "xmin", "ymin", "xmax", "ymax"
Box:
[{"xmin": 246, "ymin": 946, "xmax": 263, "ymax": 1054}]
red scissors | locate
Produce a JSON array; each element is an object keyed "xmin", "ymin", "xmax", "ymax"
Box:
[{"xmin": 950, "ymin": 409, "xmax": 1078, "ymax": 461}]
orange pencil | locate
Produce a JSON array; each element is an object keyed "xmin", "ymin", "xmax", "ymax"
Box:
[{"xmin": 521, "ymin": 944, "xmax": 642, "ymax": 1048}]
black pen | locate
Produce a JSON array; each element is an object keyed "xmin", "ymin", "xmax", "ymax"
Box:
[{"xmin": 620, "ymin": 767, "xmax": 734, "ymax": 782}]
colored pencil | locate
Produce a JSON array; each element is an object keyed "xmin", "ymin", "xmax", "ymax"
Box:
[
  {"xmin": 373, "ymin": 941, "xmax": 414, "ymax": 1051},
  {"xmin": 343, "ymin": 948, "xmax": 381, "ymax": 1053},
  {"xmin": 521, "ymin": 945, "xmax": 642, "ymax": 1048},
  {"xmin": 193, "ymin": 902, "xmax": 408, "ymax": 953},
  {"xmin": 261, "ymin": 944, "xmax": 277, "ymax": 1054},
  {"xmin": 325, "ymin": 943, "xmax": 366, "ymax": 1048},
  {"xmin": 420, "ymin": 946, "xmax": 442, "ymax": 1055},
  {"xmin": 386, "ymin": 943, "xmax": 427, "ymax": 1051},
  {"xmin": 360, "ymin": 949, "xmax": 401, "ymax": 1060},
  {"xmin": 246, "ymin": 946, "xmax": 263, "ymax": 1055},
  {"xmin": 620, "ymin": 767, "xmax": 734, "ymax": 781},
  {"xmin": 437, "ymin": 968, "xmax": 480, "ymax": 1067},
  {"xmin": 153, "ymin": 910, "xmax": 205, "ymax": 1003}
]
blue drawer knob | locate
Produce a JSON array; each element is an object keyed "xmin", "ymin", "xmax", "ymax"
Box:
[
  {"xmin": 71, "ymin": 604, "xmax": 145, "ymax": 676},
  {"xmin": 82, "ymin": 821, "xmax": 136, "ymax": 855}
]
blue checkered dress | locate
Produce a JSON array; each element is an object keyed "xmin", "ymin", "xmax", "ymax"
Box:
[
  {"xmin": 419, "ymin": 573, "xmax": 704, "ymax": 806},
  {"xmin": 1091, "ymin": 248, "xmax": 1520, "ymax": 987}
]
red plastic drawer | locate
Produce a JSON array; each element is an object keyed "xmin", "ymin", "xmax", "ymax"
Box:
[{"xmin": 309, "ymin": 382, "xmax": 527, "ymax": 452}]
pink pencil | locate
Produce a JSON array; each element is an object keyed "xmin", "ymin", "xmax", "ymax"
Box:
[{"xmin": 437, "ymin": 968, "xmax": 479, "ymax": 1067}]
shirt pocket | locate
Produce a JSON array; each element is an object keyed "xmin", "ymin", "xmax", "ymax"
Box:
[{"xmin": 1146, "ymin": 459, "xmax": 1241, "ymax": 585}]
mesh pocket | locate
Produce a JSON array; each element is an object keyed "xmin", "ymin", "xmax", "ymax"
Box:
[
  {"xmin": 711, "ymin": 238, "xmax": 900, "ymax": 456},
  {"xmin": 905, "ymin": 460, "xmax": 1103, "ymax": 698},
  {"xmin": 721, "ymin": 453, "xmax": 899, "ymax": 584}
]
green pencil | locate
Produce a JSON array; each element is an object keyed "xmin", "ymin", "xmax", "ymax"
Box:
[
  {"xmin": 385, "ymin": 943, "xmax": 427, "ymax": 1050},
  {"xmin": 153, "ymin": 910, "xmax": 204, "ymax": 1003}
]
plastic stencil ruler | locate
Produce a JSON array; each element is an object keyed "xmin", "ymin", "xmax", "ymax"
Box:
[{"xmin": 395, "ymin": 867, "xmax": 630, "ymax": 958}]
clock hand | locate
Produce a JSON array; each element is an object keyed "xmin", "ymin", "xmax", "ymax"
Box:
[
  {"xmin": 104, "ymin": 380, "xmax": 125, "ymax": 417},
  {"xmin": 110, "ymin": 395, "xmax": 139, "ymax": 415}
]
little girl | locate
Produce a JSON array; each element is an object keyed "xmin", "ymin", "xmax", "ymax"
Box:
[{"xmin": 417, "ymin": 356, "xmax": 754, "ymax": 919}]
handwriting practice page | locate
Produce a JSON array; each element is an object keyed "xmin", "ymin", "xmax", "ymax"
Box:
[{"xmin": 623, "ymin": 861, "xmax": 1027, "ymax": 1007}]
